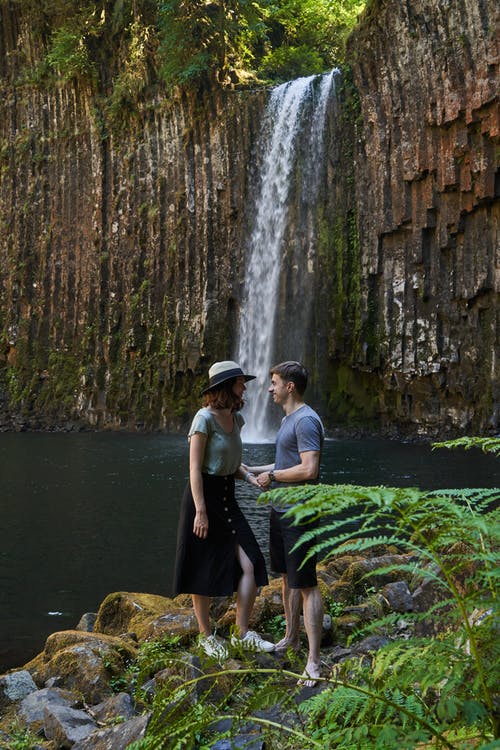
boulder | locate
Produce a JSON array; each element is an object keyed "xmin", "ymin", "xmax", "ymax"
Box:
[
  {"xmin": 0, "ymin": 670, "xmax": 38, "ymax": 708},
  {"xmin": 90, "ymin": 692, "xmax": 137, "ymax": 724},
  {"xmin": 26, "ymin": 631, "xmax": 137, "ymax": 705},
  {"xmin": 71, "ymin": 713, "xmax": 151, "ymax": 750},
  {"xmin": 141, "ymin": 611, "xmax": 198, "ymax": 642},
  {"xmin": 76, "ymin": 613, "xmax": 98, "ymax": 632},
  {"xmin": 380, "ymin": 581, "xmax": 414, "ymax": 613},
  {"xmin": 43, "ymin": 704, "xmax": 97, "ymax": 747},
  {"xmin": 18, "ymin": 687, "xmax": 81, "ymax": 732},
  {"xmin": 94, "ymin": 592, "xmax": 180, "ymax": 639},
  {"xmin": 340, "ymin": 554, "xmax": 419, "ymax": 592}
]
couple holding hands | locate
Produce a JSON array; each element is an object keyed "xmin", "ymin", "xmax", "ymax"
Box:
[{"xmin": 173, "ymin": 359, "xmax": 325, "ymax": 686}]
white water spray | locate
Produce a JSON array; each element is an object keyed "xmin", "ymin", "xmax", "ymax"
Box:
[{"xmin": 237, "ymin": 70, "xmax": 338, "ymax": 442}]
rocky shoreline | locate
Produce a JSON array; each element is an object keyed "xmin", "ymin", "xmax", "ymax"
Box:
[{"xmin": 0, "ymin": 546, "xmax": 442, "ymax": 749}]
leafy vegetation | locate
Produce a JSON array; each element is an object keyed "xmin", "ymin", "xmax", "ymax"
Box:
[
  {"xmin": 2, "ymin": 723, "xmax": 43, "ymax": 750},
  {"xmin": 121, "ymin": 438, "xmax": 499, "ymax": 748},
  {"xmin": 4, "ymin": 0, "xmax": 366, "ymax": 96}
]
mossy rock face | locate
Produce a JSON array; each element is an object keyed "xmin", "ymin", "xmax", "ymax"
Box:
[
  {"xmin": 43, "ymin": 630, "xmax": 137, "ymax": 661},
  {"xmin": 94, "ymin": 592, "xmax": 177, "ymax": 640},
  {"xmin": 334, "ymin": 613, "xmax": 363, "ymax": 640},
  {"xmin": 326, "ymin": 580, "xmax": 356, "ymax": 604},
  {"xmin": 340, "ymin": 554, "xmax": 417, "ymax": 592},
  {"xmin": 25, "ymin": 631, "xmax": 137, "ymax": 704},
  {"xmin": 142, "ymin": 611, "xmax": 198, "ymax": 643}
]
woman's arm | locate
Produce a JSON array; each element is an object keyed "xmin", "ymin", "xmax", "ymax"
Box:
[
  {"xmin": 237, "ymin": 464, "xmax": 261, "ymax": 488},
  {"xmin": 241, "ymin": 462, "xmax": 275, "ymax": 475},
  {"xmin": 189, "ymin": 432, "xmax": 209, "ymax": 539}
]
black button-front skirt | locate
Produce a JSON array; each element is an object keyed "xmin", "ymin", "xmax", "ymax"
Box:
[{"xmin": 173, "ymin": 473, "xmax": 269, "ymax": 597}]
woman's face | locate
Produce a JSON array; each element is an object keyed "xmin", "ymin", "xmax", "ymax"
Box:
[{"xmin": 232, "ymin": 376, "xmax": 246, "ymax": 399}]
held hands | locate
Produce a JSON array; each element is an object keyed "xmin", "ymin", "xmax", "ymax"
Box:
[
  {"xmin": 246, "ymin": 473, "xmax": 260, "ymax": 488},
  {"xmin": 193, "ymin": 509, "xmax": 209, "ymax": 539},
  {"xmin": 256, "ymin": 472, "xmax": 272, "ymax": 489}
]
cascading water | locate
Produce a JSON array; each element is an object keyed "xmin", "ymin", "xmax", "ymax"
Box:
[{"xmin": 236, "ymin": 70, "xmax": 339, "ymax": 442}]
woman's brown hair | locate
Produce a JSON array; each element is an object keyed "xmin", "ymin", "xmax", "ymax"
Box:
[{"xmin": 202, "ymin": 378, "xmax": 243, "ymax": 412}]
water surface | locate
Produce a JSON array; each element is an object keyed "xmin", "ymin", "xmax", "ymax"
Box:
[{"xmin": 1, "ymin": 431, "xmax": 498, "ymax": 671}]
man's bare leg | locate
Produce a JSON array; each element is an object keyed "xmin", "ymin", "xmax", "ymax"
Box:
[
  {"xmin": 275, "ymin": 575, "xmax": 301, "ymax": 651},
  {"xmin": 298, "ymin": 585, "xmax": 323, "ymax": 686}
]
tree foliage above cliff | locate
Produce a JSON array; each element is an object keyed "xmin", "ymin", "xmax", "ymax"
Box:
[{"xmin": 3, "ymin": 0, "xmax": 365, "ymax": 93}]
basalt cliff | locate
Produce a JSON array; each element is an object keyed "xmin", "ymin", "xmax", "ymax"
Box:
[{"xmin": 0, "ymin": 0, "xmax": 498, "ymax": 438}]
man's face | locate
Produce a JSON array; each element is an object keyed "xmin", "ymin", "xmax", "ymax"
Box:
[{"xmin": 269, "ymin": 373, "xmax": 290, "ymax": 405}]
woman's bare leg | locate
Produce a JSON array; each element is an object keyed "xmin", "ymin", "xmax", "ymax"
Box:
[
  {"xmin": 192, "ymin": 594, "xmax": 211, "ymax": 636},
  {"xmin": 235, "ymin": 545, "xmax": 257, "ymax": 636}
]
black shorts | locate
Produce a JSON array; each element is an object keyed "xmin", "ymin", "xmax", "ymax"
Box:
[{"xmin": 269, "ymin": 507, "xmax": 318, "ymax": 589}]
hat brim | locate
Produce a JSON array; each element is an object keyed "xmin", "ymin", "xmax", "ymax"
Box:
[{"xmin": 201, "ymin": 373, "xmax": 256, "ymax": 395}]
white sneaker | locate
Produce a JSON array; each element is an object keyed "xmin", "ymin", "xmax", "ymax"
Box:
[
  {"xmin": 231, "ymin": 630, "xmax": 275, "ymax": 653},
  {"xmin": 198, "ymin": 634, "xmax": 228, "ymax": 660}
]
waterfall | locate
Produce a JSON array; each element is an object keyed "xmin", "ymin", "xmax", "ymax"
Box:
[{"xmin": 236, "ymin": 70, "xmax": 338, "ymax": 442}]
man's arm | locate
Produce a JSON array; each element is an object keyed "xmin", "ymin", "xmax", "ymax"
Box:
[{"xmin": 256, "ymin": 450, "xmax": 320, "ymax": 488}]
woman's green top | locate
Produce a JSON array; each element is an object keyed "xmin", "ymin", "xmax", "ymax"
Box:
[{"xmin": 188, "ymin": 407, "xmax": 244, "ymax": 476}]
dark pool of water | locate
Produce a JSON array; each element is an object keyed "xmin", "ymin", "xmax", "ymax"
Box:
[{"xmin": 1, "ymin": 431, "xmax": 498, "ymax": 671}]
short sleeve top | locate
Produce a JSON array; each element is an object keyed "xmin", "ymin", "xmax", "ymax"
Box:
[
  {"xmin": 188, "ymin": 407, "xmax": 244, "ymax": 476},
  {"xmin": 275, "ymin": 404, "xmax": 324, "ymax": 472}
]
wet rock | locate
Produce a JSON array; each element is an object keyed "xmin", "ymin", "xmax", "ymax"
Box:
[
  {"xmin": 76, "ymin": 613, "xmax": 97, "ymax": 632},
  {"xmin": 324, "ymin": 645, "xmax": 353, "ymax": 664},
  {"xmin": 211, "ymin": 735, "xmax": 264, "ymax": 750},
  {"xmin": 142, "ymin": 611, "xmax": 198, "ymax": 642},
  {"xmin": 90, "ymin": 692, "xmax": 137, "ymax": 724},
  {"xmin": 340, "ymin": 554, "xmax": 418, "ymax": 592},
  {"xmin": 94, "ymin": 592, "xmax": 180, "ymax": 639},
  {"xmin": 352, "ymin": 635, "xmax": 390, "ymax": 655},
  {"xmin": 26, "ymin": 632, "xmax": 137, "ymax": 705},
  {"xmin": 17, "ymin": 687, "xmax": 81, "ymax": 732},
  {"xmin": 43, "ymin": 703, "xmax": 97, "ymax": 747},
  {"xmin": 0, "ymin": 670, "xmax": 38, "ymax": 707},
  {"xmin": 380, "ymin": 581, "xmax": 414, "ymax": 612},
  {"xmin": 71, "ymin": 713, "xmax": 151, "ymax": 750}
]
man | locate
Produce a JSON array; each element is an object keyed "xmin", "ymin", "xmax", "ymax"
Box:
[{"xmin": 245, "ymin": 361, "xmax": 325, "ymax": 685}]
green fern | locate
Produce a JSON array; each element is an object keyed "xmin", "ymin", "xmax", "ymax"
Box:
[
  {"xmin": 257, "ymin": 452, "xmax": 499, "ymax": 744},
  {"xmin": 432, "ymin": 436, "xmax": 500, "ymax": 456},
  {"xmin": 128, "ymin": 438, "xmax": 499, "ymax": 749}
]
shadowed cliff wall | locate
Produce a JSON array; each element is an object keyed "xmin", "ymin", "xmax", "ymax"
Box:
[
  {"xmin": 0, "ymin": 6, "xmax": 267, "ymax": 429},
  {"xmin": 0, "ymin": 0, "xmax": 498, "ymax": 437},
  {"xmin": 317, "ymin": 0, "xmax": 499, "ymax": 438}
]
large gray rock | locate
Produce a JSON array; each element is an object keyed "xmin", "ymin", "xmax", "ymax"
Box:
[
  {"xmin": 71, "ymin": 713, "xmax": 151, "ymax": 750},
  {"xmin": 76, "ymin": 613, "xmax": 97, "ymax": 632},
  {"xmin": 29, "ymin": 631, "xmax": 137, "ymax": 705},
  {"xmin": 0, "ymin": 670, "xmax": 38, "ymax": 707},
  {"xmin": 90, "ymin": 692, "xmax": 137, "ymax": 724},
  {"xmin": 380, "ymin": 581, "xmax": 414, "ymax": 613},
  {"xmin": 43, "ymin": 704, "xmax": 97, "ymax": 748},
  {"xmin": 18, "ymin": 687, "xmax": 81, "ymax": 731}
]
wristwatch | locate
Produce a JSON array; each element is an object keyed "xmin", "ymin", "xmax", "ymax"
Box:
[{"xmin": 268, "ymin": 470, "xmax": 275, "ymax": 483}]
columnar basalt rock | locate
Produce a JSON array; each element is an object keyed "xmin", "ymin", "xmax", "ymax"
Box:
[
  {"xmin": 0, "ymin": 7, "xmax": 266, "ymax": 430},
  {"xmin": 342, "ymin": 0, "xmax": 500, "ymax": 436},
  {"xmin": 0, "ymin": 1, "xmax": 498, "ymax": 437}
]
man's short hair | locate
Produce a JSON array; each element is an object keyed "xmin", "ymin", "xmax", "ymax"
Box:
[{"xmin": 270, "ymin": 361, "xmax": 308, "ymax": 396}]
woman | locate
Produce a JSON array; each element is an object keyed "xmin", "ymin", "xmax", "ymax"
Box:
[{"xmin": 173, "ymin": 360, "xmax": 274, "ymax": 659}]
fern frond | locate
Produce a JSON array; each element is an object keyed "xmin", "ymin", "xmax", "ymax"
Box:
[{"xmin": 432, "ymin": 436, "xmax": 500, "ymax": 456}]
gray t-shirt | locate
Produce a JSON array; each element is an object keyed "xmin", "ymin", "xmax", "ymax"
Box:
[
  {"xmin": 273, "ymin": 404, "xmax": 324, "ymax": 505},
  {"xmin": 188, "ymin": 407, "xmax": 244, "ymax": 476}
]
